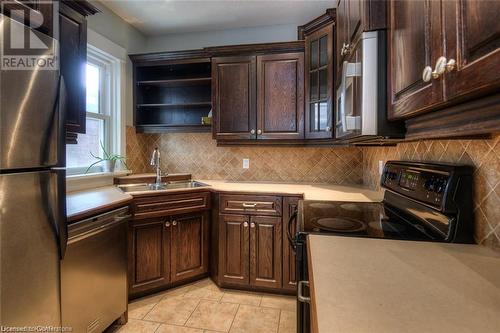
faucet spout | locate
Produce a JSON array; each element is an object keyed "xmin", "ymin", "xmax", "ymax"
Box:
[{"xmin": 150, "ymin": 147, "xmax": 162, "ymax": 186}]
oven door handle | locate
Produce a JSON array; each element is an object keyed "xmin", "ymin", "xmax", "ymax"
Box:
[
  {"xmin": 287, "ymin": 209, "xmax": 298, "ymax": 251},
  {"xmin": 298, "ymin": 280, "xmax": 310, "ymax": 303}
]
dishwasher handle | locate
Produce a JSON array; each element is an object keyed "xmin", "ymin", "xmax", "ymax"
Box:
[
  {"xmin": 298, "ymin": 280, "xmax": 311, "ymax": 304},
  {"xmin": 68, "ymin": 207, "xmax": 130, "ymax": 244}
]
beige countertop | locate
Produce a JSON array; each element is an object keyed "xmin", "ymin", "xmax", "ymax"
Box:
[
  {"xmin": 307, "ymin": 234, "xmax": 500, "ymax": 333},
  {"xmin": 199, "ymin": 180, "xmax": 384, "ymax": 202},
  {"xmin": 66, "ymin": 186, "xmax": 132, "ymax": 223}
]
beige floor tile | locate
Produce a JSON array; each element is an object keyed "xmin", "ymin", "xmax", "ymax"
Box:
[
  {"xmin": 278, "ymin": 310, "xmax": 297, "ymax": 333},
  {"xmin": 112, "ymin": 319, "xmax": 159, "ymax": 333},
  {"xmin": 260, "ymin": 294, "xmax": 296, "ymax": 312},
  {"xmin": 220, "ymin": 290, "xmax": 262, "ymax": 306},
  {"xmin": 156, "ymin": 324, "xmax": 204, "ymax": 333},
  {"xmin": 160, "ymin": 284, "xmax": 192, "ymax": 299},
  {"xmin": 128, "ymin": 294, "xmax": 163, "ymax": 320},
  {"xmin": 184, "ymin": 281, "xmax": 224, "ymax": 301},
  {"xmin": 229, "ymin": 304, "xmax": 280, "ymax": 333},
  {"xmin": 185, "ymin": 300, "xmax": 239, "ymax": 332},
  {"xmin": 144, "ymin": 297, "xmax": 200, "ymax": 325}
]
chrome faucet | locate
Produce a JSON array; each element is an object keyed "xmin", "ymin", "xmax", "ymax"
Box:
[{"xmin": 150, "ymin": 147, "xmax": 162, "ymax": 186}]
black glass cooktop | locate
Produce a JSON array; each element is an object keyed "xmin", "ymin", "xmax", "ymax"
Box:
[{"xmin": 298, "ymin": 200, "xmax": 443, "ymax": 241}]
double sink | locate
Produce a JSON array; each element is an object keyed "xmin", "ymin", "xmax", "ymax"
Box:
[{"xmin": 118, "ymin": 180, "xmax": 210, "ymax": 193}]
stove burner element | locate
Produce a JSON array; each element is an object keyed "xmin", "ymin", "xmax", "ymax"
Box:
[
  {"xmin": 340, "ymin": 203, "xmax": 363, "ymax": 212},
  {"xmin": 312, "ymin": 217, "xmax": 367, "ymax": 233}
]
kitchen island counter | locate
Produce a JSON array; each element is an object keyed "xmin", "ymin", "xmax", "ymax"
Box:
[{"xmin": 307, "ymin": 234, "xmax": 500, "ymax": 333}]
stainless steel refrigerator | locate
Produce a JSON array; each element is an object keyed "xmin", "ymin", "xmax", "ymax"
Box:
[{"xmin": 0, "ymin": 15, "xmax": 67, "ymax": 328}]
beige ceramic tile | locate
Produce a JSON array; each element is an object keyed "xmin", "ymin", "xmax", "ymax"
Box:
[
  {"xmin": 128, "ymin": 294, "xmax": 163, "ymax": 320},
  {"xmin": 112, "ymin": 319, "xmax": 159, "ymax": 333},
  {"xmin": 184, "ymin": 280, "xmax": 224, "ymax": 301},
  {"xmin": 260, "ymin": 295, "xmax": 296, "ymax": 312},
  {"xmin": 156, "ymin": 324, "xmax": 203, "ymax": 333},
  {"xmin": 229, "ymin": 305, "xmax": 280, "ymax": 333},
  {"xmin": 278, "ymin": 310, "xmax": 297, "ymax": 333},
  {"xmin": 185, "ymin": 300, "xmax": 239, "ymax": 332},
  {"xmin": 144, "ymin": 297, "xmax": 200, "ymax": 325},
  {"xmin": 220, "ymin": 290, "xmax": 262, "ymax": 306}
]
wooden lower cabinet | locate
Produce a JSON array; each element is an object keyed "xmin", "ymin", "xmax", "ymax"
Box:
[
  {"xmin": 128, "ymin": 210, "xmax": 210, "ymax": 297},
  {"xmin": 219, "ymin": 214, "xmax": 250, "ymax": 286},
  {"xmin": 249, "ymin": 216, "xmax": 282, "ymax": 289},
  {"xmin": 170, "ymin": 211, "xmax": 210, "ymax": 283},
  {"xmin": 128, "ymin": 217, "xmax": 171, "ymax": 295}
]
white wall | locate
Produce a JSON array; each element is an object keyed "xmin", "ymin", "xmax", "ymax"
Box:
[
  {"xmin": 145, "ymin": 23, "xmax": 299, "ymax": 52},
  {"xmin": 87, "ymin": 1, "xmax": 147, "ymax": 127}
]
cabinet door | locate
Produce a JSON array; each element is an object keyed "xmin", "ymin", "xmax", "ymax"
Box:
[
  {"xmin": 443, "ymin": 0, "xmax": 500, "ymax": 100},
  {"xmin": 212, "ymin": 56, "xmax": 256, "ymax": 140},
  {"xmin": 256, "ymin": 53, "xmax": 304, "ymax": 140},
  {"xmin": 282, "ymin": 197, "xmax": 299, "ymax": 291},
  {"xmin": 388, "ymin": 0, "xmax": 444, "ymax": 119},
  {"xmin": 219, "ymin": 214, "xmax": 249, "ymax": 286},
  {"xmin": 128, "ymin": 217, "xmax": 170, "ymax": 295},
  {"xmin": 170, "ymin": 212, "xmax": 209, "ymax": 282},
  {"xmin": 348, "ymin": 0, "xmax": 363, "ymax": 43},
  {"xmin": 59, "ymin": 3, "xmax": 87, "ymax": 136},
  {"xmin": 249, "ymin": 216, "xmax": 282, "ymax": 289},
  {"xmin": 305, "ymin": 24, "xmax": 334, "ymax": 139}
]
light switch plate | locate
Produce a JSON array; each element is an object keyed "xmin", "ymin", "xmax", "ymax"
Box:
[{"xmin": 243, "ymin": 158, "xmax": 250, "ymax": 169}]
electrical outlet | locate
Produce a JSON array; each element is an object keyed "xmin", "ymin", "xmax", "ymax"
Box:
[
  {"xmin": 379, "ymin": 160, "xmax": 385, "ymax": 176},
  {"xmin": 243, "ymin": 158, "xmax": 250, "ymax": 169}
]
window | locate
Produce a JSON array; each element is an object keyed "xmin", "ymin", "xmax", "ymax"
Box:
[{"xmin": 66, "ymin": 45, "xmax": 122, "ymax": 175}]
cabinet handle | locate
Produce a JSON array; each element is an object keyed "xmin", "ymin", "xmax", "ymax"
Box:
[
  {"xmin": 250, "ymin": 129, "xmax": 255, "ymax": 134},
  {"xmin": 172, "ymin": 220, "xmax": 177, "ymax": 226},
  {"xmin": 243, "ymin": 222, "xmax": 249, "ymax": 228},
  {"xmin": 257, "ymin": 129, "xmax": 262, "ymax": 135},
  {"xmin": 165, "ymin": 221, "xmax": 171, "ymax": 227},
  {"xmin": 242, "ymin": 202, "xmax": 257, "ymax": 208},
  {"xmin": 298, "ymin": 281, "xmax": 311, "ymax": 303},
  {"xmin": 326, "ymin": 126, "xmax": 331, "ymax": 132},
  {"xmin": 250, "ymin": 222, "xmax": 255, "ymax": 228},
  {"xmin": 340, "ymin": 43, "xmax": 347, "ymax": 56},
  {"xmin": 422, "ymin": 66, "xmax": 433, "ymax": 83}
]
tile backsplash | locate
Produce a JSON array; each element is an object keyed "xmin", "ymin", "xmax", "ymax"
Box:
[
  {"xmin": 126, "ymin": 126, "xmax": 363, "ymax": 184},
  {"xmin": 126, "ymin": 126, "xmax": 499, "ymax": 252},
  {"xmin": 363, "ymin": 135, "xmax": 500, "ymax": 250}
]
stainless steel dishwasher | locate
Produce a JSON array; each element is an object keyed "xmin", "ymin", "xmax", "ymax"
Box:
[{"xmin": 61, "ymin": 206, "xmax": 130, "ymax": 333}]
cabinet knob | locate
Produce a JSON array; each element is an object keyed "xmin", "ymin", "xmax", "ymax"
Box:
[
  {"xmin": 257, "ymin": 129, "xmax": 262, "ymax": 135},
  {"xmin": 422, "ymin": 66, "xmax": 433, "ymax": 82},
  {"xmin": 326, "ymin": 126, "xmax": 331, "ymax": 132},
  {"xmin": 431, "ymin": 56, "xmax": 447, "ymax": 79},
  {"xmin": 446, "ymin": 58, "xmax": 456, "ymax": 72},
  {"xmin": 165, "ymin": 221, "xmax": 171, "ymax": 227},
  {"xmin": 250, "ymin": 222, "xmax": 256, "ymax": 228},
  {"xmin": 250, "ymin": 129, "xmax": 255, "ymax": 134},
  {"xmin": 243, "ymin": 222, "xmax": 249, "ymax": 228},
  {"xmin": 172, "ymin": 220, "xmax": 177, "ymax": 226}
]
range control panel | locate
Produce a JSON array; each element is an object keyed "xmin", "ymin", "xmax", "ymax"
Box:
[{"xmin": 382, "ymin": 162, "xmax": 451, "ymax": 209}]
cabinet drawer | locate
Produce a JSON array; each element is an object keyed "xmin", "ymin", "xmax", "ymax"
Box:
[
  {"xmin": 220, "ymin": 194, "xmax": 282, "ymax": 216},
  {"xmin": 133, "ymin": 192, "xmax": 211, "ymax": 219}
]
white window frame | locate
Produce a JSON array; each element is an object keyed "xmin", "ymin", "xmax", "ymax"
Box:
[{"xmin": 66, "ymin": 43, "xmax": 123, "ymax": 176}]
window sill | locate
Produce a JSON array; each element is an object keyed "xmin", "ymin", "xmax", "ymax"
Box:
[{"xmin": 66, "ymin": 170, "xmax": 131, "ymax": 193}]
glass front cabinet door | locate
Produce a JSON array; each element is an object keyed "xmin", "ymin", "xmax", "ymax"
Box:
[{"xmin": 304, "ymin": 24, "xmax": 334, "ymax": 139}]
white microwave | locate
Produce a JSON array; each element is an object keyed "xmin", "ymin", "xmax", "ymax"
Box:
[{"xmin": 335, "ymin": 31, "xmax": 404, "ymax": 141}]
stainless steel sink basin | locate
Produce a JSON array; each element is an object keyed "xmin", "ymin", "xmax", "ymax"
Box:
[{"xmin": 118, "ymin": 181, "xmax": 210, "ymax": 193}]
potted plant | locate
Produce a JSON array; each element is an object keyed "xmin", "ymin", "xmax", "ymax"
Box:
[{"xmin": 86, "ymin": 141, "xmax": 128, "ymax": 173}]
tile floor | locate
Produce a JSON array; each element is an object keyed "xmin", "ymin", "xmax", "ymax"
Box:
[{"xmin": 106, "ymin": 278, "xmax": 297, "ymax": 333}]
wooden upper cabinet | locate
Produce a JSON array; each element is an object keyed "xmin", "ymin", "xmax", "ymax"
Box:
[
  {"xmin": 212, "ymin": 56, "xmax": 256, "ymax": 141},
  {"xmin": 300, "ymin": 11, "xmax": 335, "ymax": 140},
  {"xmin": 170, "ymin": 212, "xmax": 209, "ymax": 283},
  {"xmin": 387, "ymin": 0, "xmax": 444, "ymax": 119},
  {"xmin": 443, "ymin": 0, "xmax": 500, "ymax": 100},
  {"xmin": 218, "ymin": 214, "xmax": 250, "ymax": 286},
  {"xmin": 249, "ymin": 215, "xmax": 282, "ymax": 289},
  {"xmin": 257, "ymin": 53, "xmax": 305, "ymax": 140},
  {"xmin": 128, "ymin": 217, "xmax": 170, "ymax": 295}
]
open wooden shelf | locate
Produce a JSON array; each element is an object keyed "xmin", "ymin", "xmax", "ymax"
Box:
[
  {"xmin": 136, "ymin": 124, "xmax": 211, "ymax": 133},
  {"xmin": 137, "ymin": 102, "xmax": 211, "ymax": 109},
  {"xmin": 137, "ymin": 77, "xmax": 211, "ymax": 87}
]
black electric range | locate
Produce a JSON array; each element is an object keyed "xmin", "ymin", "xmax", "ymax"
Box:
[{"xmin": 292, "ymin": 161, "xmax": 474, "ymax": 333}]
